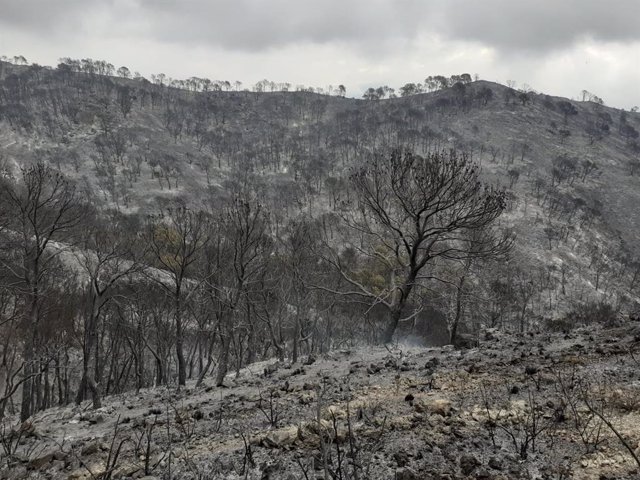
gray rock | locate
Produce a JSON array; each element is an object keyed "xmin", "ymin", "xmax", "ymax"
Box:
[
  {"xmin": 396, "ymin": 467, "xmax": 420, "ymax": 480},
  {"xmin": 460, "ymin": 454, "xmax": 481, "ymax": 475},
  {"xmin": 488, "ymin": 456, "xmax": 503, "ymax": 470}
]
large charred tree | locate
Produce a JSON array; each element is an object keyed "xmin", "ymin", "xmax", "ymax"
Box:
[
  {"xmin": 203, "ymin": 198, "xmax": 270, "ymax": 387},
  {"xmin": 0, "ymin": 163, "xmax": 84, "ymax": 420},
  {"xmin": 339, "ymin": 148, "xmax": 509, "ymax": 343},
  {"xmin": 75, "ymin": 213, "xmax": 143, "ymax": 408},
  {"xmin": 147, "ymin": 207, "xmax": 209, "ymax": 387}
]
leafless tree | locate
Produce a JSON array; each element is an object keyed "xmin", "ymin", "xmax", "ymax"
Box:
[
  {"xmin": 203, "ymin": 198, "xmax": 270, "ymax": 386},
  {"xmin": 0, "ymin": 163, "xmax": 85, "ymax": 420},
  {"xmin": 330, "ymin": 149, "xmax": 510, "ymax": 343},
  {"xmin": 146, "ymin": 207, "xmax": 209, "ymax": 386},
  {"xmin": 74, "ymin": 213, "xmax": 144, "ymax": 408}
]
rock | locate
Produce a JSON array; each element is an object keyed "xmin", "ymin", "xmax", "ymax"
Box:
[
  {"xmin": 460, "ymin": 454, "xmax": 481, "ymax": 475},
  {"xmin": 88, "ymin": 414, "xmax": 104, "ymax": 425},
  {"xmin": 484, "ymin": 328, "xmax": 500, "ymax": 341},
  {"xmin": 68, "ymin": 462, "xmax": 105, "ymax": 479},
  {"xmin": 81, "ymin": 442, "xmax": 101, "ymax": 456},
  {"xmin": 393, "ymin": 451, "xmax": 410, "ymax": 467},
  {"xmin": 262, "ymin": 425, "xmax": 300, "ymax": 448},
  {"xmin": 323, "ymin": 405, "xmax": 347, "ymax": 420},
  {"xmin": 389, "ymin": 416, "xmax": 412, "ymax": 430},
  {"xmin": 488, "ymin": 456, "xmax": 503, "ymax": 470},
  {"xmin": 367, "ymin": 363, "xmax": 382, "ymax": 374},
  {"xmin": 454, "ymin": 333, "xmax": 477, "ymax": 349},
  {"xmin": 425, "ymin": 357, "xmax": 440, "ymax": 368},
  {"xmin": 400, "ymin": 362, "xmax": 413, "ymax": 371},
  {"xmin": 53, "ymin": 450, "xmax": 68, "ymax": 462},
  {"xmin": 414, "ymin": 397, "xmax": 452, "ymax": 417},
  {"xmin": 299, "ymin": 393, "xmax": 315, "ymax": 405},
  {"xmin": 27, "ymin": 452, "xmax": 54, "ymax": 470},
  {"xmin": 524, "ymin": 365, "xmax": 539, "ymax": 376},
  {"xmin": 264, "ymin": 362, "xmax": 280, "ymax": 376},
  {"xmin": 475, "ymin": 468, "xmax": 492, "ymax": 479},
  {"xmin": 396, "ymin": 467, "xmax": 420, "ymax": 480}
]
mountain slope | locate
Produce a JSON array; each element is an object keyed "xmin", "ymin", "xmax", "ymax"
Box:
[{"xmin": 1, "ymin": 60, "xmax": 640, "ymax": 322}]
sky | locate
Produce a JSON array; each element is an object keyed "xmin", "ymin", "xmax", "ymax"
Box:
[{"xmin": 1, "ymin": 0, "xmax": 639, "ymax": 108}]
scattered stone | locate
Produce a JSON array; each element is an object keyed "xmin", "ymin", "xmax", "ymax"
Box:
[
  {"xmin": 396, "ymin": 467, "xmax": 420, "ymax": 480},
  {"xmin": 367, "ymin": 363, "xmax": 383, "ymax": 374},
  {"xmin": 425, "ymin": 357, "xmax": 440, "ymax": 370},
  {"xmin": 460, "ymin": 454, "xmax": 481, "ymax": 475},
  {"xmin": 88, "ymin": 414, "xmax": 104, "ymax": 425},
  {"xmin": 488, "ymin": 456, "xmax": 503, "ymax": 470},
  {"xmin": 27, "ymin": 452, "xmax": 54, "ymax": 470},
  {"xmin": 81, "ymin": 442, "xmax": 101, "ymax": 456},
  {"xmin": 262, "ymin": 426, "xmax": 300, "ymax": 449},
  {"xmin": 299, "ymin": 393, "xmax": 314, "ymax": 405},
  {"xmin": 264, "ymin": 362, "xmax": 280, "ymax": 376},
  {"xmin": 414, "ymin": 396, "xmax": 452, "ymax": 417},
  {"xmin": 393, "ymin": 451, "xmax": 410, "ymax": 467}
]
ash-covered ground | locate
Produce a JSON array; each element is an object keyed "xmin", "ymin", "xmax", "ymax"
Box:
[{"xmin": 2, "ymin": 322, "xmax": 639, "ymax": 480}]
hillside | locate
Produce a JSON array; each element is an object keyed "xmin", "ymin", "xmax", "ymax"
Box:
[
  {"xmin": 1, "ymin": 323, "xmax": 640, "ymax": 479},
  {"xmin": 2, "ymin": 59, "xmax": 640, "ymax": 480},
  {"xmin": 1, "ymin": 60, "xmax": 639, "ymax": 322}
]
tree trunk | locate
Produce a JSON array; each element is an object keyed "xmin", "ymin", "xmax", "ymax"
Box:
[
  {"xmin": 20, "ymin": 294, "xmax": 39, "ymax": 422},
  {"xmin": 215, "ymin": 331, "xmax": 231, "ymax": 387},
  {"xmin": 175, "ymin": 293, "xmax": 186, "ymax": 386},
  {"xmin": 77, "ymin": 298, "xmax": 102, "ymax": 409},
  {"xmin": 382, "ymin": 306, "xmax": 403, "ymax": 344},
  {"xmin": 292, "ymin": 317, "xmax": 300, "ymax": 364},
  {"xmin": 450, "ymin": 275, "xmax": 466, "ymax": 345}
]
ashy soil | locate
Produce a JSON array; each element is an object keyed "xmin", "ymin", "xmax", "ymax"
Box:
[{"xmin": 1, "ymin": 322, "xmax": 639, "ymax": 480}]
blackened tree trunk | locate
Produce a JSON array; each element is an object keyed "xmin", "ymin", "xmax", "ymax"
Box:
[
  {"xmin": 328, "ymin": 149, "xmax": 511, "ymax": 344},
  {"xmin": 0, "ymin": 163, "xmax": 84, "ymax": 421}
]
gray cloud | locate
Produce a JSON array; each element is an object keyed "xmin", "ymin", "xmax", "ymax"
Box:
[
  {"xmin": 0, "ymin": 0, "xmax": 638, "ymax": 108},
  {"xmin": 131, "ymin": 0, "xmax": 426, "ymax": 51},
  {"xmin": 2, "ymin": 0, "xmax": 639, "ymax": 55},
  {"xmin": 0, "ymin": 0, "xmax": 106, "ymax": 32},
  {"xmin": 437, "ymin": 0, "xmax": 640, "ymax": 53}
]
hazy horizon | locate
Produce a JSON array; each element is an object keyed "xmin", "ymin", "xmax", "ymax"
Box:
[{"xmin": 1, "ymin": 0, "xmax": 639, "ymax": 108}]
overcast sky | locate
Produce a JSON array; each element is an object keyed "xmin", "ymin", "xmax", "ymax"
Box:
[{"xmin": 1, "ymin": 0, "xmax": 639, "ymax": 108}]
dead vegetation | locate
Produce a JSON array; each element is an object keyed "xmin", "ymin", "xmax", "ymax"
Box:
[{"xmin": 0, "ymin": 322, "xmax": 638, "ymax": 479}]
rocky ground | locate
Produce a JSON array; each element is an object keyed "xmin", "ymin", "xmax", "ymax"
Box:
[{"xmin": 1, "ymin": 322, "xmax": 640, "ymax": 480}]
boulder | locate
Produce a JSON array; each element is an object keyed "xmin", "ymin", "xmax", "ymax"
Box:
[
  {"xmin": 414, "ymin": 396, "xmax": 452, "ymax": 417},
  {"xmin": 262, "ymin": 425, "xmax": 300, "ymax": 448},
  {"xmin": 396, "ymin": 467, "xmax": 420, "ymax": 480},
  {"xmin": 27, "ymin": 452, "xmax": 54, "ymax": 470},
  {"xmin": 460, "ymin": 454, "xmax": 481, "ymax": 475},
  {"xmin": 80, "ymin": 442, "xmax": 102, "ymax": 456}
]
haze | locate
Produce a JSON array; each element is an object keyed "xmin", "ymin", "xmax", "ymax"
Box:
[{"xmin": 1, "ymin": 0, "xmax": 639, "ymax": 106}]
